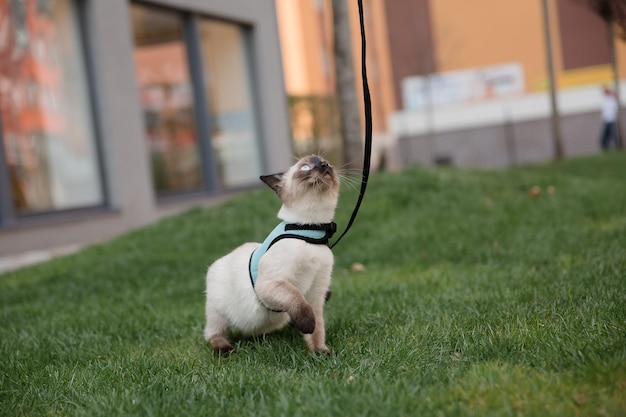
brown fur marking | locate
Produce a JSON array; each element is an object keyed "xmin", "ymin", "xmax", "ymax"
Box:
[{"xmin": 210, "ymin": 335, "xmax": 234, "ymax": 355}]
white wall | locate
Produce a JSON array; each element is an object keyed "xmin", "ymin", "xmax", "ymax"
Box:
[{"xmin": 391, "ymin": 81, "xmax": 626, "ymax": 138}]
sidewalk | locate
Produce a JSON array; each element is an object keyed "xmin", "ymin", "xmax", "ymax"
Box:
[{"xmin": 0, "ymin": 245, "xmax": 82, "ymax": 275}]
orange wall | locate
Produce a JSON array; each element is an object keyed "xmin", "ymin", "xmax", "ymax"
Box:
[
  {"xmin": 429, "ymin": 0, "xmax": 547, "ymax": 92},
  {"xmin": 430, "ymin": 0, "xmax": 626, "ymax": 92},
  {"xmin": 275, "ymin": 0, "xmax": 332, "ymax": 96}
]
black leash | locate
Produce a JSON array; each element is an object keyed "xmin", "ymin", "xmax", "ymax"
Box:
[{"xmin": 330, "ymin": 0, "xmax": 372, "ymax": 249}]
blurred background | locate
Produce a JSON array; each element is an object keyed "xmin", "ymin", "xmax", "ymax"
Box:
[
  {"xmin": 276, "ymin": 0, "xmax": 626, "ymax": 169},
  {"xmin": 0, "ymin": 0, "xmax": 624, "ymax": 258}
]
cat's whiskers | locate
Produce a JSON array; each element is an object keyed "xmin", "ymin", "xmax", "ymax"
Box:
[
  {"xmin": 336, "ymin": 158, "xmax": 364, "ymax": 172},
  {"xmin": 336, "ymin": 168, "xmax": 363, "ymax": 180},
  {"xmin": 337, "ymin": 173, "xmax": 361, "ymax": 192}
]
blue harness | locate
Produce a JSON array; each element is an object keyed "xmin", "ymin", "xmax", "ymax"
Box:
[{"xmin": 248, "ymin": 221, "xmax": 337, "ymax": 287}]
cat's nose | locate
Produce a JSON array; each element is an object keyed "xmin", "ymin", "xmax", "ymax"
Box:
[{"xmin": 317, "ymin": 160, "xmax": 332, "ymax": 169}]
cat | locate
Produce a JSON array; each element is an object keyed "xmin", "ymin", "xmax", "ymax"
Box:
[{"xmin": 204, "ymin": 155, "xmax": 340, "ymax": 354}]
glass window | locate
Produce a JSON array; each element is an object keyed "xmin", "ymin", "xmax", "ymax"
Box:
[
  {"xmin": 199, "ymin": 19, "xmax": 262, "ymax": 188},
  {"xmin": 0, "ymin": 0, "xmax": 104, "ymax": 214},
  {"xmin": 131, "ymin": 4, "xmax": 203, "ymax": 194}
]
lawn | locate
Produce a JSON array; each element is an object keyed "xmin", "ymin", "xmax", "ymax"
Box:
[{"xmin": 1, "ymin": 153, "xmax": 625, "ymax": 417}]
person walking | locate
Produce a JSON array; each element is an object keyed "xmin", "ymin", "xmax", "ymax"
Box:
[{"xmin": 599, "ymin": 87, "xmax": 618, "ymax": 150}]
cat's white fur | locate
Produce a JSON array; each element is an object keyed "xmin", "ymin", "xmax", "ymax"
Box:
[{"xmin": 204, "ymin": 155, "xmax": 339, "ymax": 354}]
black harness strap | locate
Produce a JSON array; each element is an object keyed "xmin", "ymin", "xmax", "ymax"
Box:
[
  {"xmin": 266, "ymin": 223, "xmax": 336, "ymax": 250},
  {"xmin": 280, "ymin": 222, "xmax": 337, "ymax": 245},
  {"xmin": 330, "ymin": 0, "xmax": 372, "ymax": 249}
]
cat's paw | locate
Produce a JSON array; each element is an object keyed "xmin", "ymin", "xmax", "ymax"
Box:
[
  {"xmin": 310, "ymin": 345, "xmax": 330, "ymax": 355},
  {"xmin": 289, "ymin": 304, "xmax": 316, "ymax": 334},
  {"xmin": 210, "ymin": 335, "xmax": 234, "ymax": 355}
]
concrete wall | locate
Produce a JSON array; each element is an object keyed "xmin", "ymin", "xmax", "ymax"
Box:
[
  {"xmin": 396, "ymin": 109, "xmax": 614, "ymax": 169},
  {"xmin": 0, "ymin": 0, "xmax": 292, "ymax": 256},
  {"xmin": 390, "ymin": 81, "xmax": 625, "ymax": 169}
]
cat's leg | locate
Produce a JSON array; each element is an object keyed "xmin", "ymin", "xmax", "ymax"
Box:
[
  {"xmin": 255, "ymin": 279, "xmax": 315, "ymax": 334},
  {"xmin": 304, "ymin": 298, "xmax": 329, "ymax": 353},
  {"xmin": 204, "ymin": 307, "xmax": 234, "ymax": 354}
]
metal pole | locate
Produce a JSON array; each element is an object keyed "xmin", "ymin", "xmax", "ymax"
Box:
[
  {"xmin": 541, "ymin": 0, "xmax": 564, "ymax": 160},
  {"xmin": 0, "ymin": 116, "xmax": 16, "ymax": 227},
  {"xmin": 608, "ymin": 23, "xmax": 623, "ymax": 149},
  {"xmin": 184, "ymin": 15, "xmax": 220, "ymax": 192}
]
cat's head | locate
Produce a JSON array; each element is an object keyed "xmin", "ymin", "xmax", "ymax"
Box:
[{"xmin": 260, "ymin": 155, "xmax": 339, "ymax": 224}]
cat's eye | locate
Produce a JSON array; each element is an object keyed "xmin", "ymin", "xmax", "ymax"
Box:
[{"xmin": 300, "ymin": 165, "xmax": 312, "ymax": 171}]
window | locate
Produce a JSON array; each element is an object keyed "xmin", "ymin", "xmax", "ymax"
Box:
[
  {"xmin": 0, "ymin": 0, "xmax": 104, "ymax": 215},
  {"xmin": 130, "ymin": 4, "xmax": 263, "ymax": 195},
  {"xmin": 199, "ymin": 19, "xmax": 262, "ymax": 188},
  {"xmin": 131, "ymin": 4, "xmax": 203, "ymax": 194}
]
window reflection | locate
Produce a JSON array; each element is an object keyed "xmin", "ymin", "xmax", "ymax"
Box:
[
  {"xmin": 199, "ymin": 20, "xmax": 262, "ymax": 188},
  {"xmin": 0, "ymin": 0, "xmax": 104, "ymax": 213},
  {"xmin": 131, "ymin": 4, "xmax": 203, "ymax": 194}
]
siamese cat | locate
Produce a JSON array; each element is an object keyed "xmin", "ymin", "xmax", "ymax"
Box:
[{"xmin": 204, "ymin": 155, "xmax": 339, "ymax": 354}]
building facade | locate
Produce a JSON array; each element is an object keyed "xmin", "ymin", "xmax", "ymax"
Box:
[
  {"xmin": 0, "ymin": 0, "xmax": 292, "ymax": 256},
  {"xmin": 392, "ymin": 0, "xmax": 626, "ymax": 167},
  {"xmin": 275, "ymin": 0, "xmax": 626, "ymax": 169}
]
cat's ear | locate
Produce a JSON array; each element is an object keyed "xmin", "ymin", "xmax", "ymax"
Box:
[{"xmin": 260, "ymin": 173, "xmax": 284, "ymax": 195}]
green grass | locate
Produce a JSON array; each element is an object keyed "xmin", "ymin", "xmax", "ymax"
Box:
[{"xmin": 1, "ymin": 153, "xmax": 625, "ymax": 417}]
